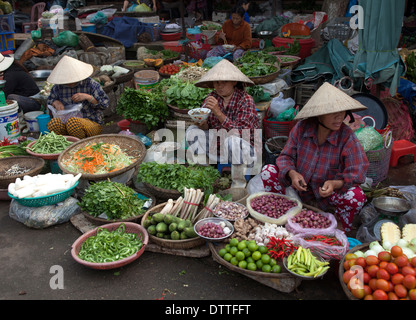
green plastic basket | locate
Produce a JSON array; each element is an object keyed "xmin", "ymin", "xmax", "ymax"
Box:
[{"xmin": 8, "ymin": 181, "xmax": 79, "ymax": 207}]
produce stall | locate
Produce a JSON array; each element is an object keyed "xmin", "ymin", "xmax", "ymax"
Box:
[{"xmin": 2, "ymin": 0, "xmax": 416, "ymax": 302}]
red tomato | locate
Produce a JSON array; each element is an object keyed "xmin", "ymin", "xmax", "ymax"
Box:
[
  {"xmin": 375, "ymin": 278, "xmax": 390, "ymax": 292},
  {"xmin": 378, "ymin": 251, "xmax": 392, "ymax": 262},
  {"xmin": 367, "ymin": 264, "xmax": 379, "ymax": 278},
  {"xmin": 364, "ymin": 294, "xmax": 374, "ymax": 300},
  {"xmin": 394, "ymin": 284, "xmax": 408, "ymax": 298},
  {"xmin": 351, "ymin": 287, "xmax": 365, "ymax": 299},
  {"xmin": 376, "ymin": 268, "xmax": 390, "ymax": 280},
  {"xmin": 409, "ymin": 288, "xmax": 416, "ymax": 300},
  {"xmin": 343, "ymin": 269, "xmax": 356, "ymax": 284},
  {"xmin": 363, "ymin": 272, "xmax": 371, "ymax": 284},
  {"xmin": 355, "ymin": 257, "xmax": 366, "ymax": 268},
  {"xmin": 369, "ymin": 278, "xmax": 378, "ymax": 291},
  {"xmin": 379, "ymin": 261, "xmax": 388, "ymax": 269},
  {"xmin": 391, "ymin": 273, "xmax": 404, "ymax": 285},
  {"xmin": 403, "ymin": 274, "xmax": 416, "ymax": 290},
  {"xmin": 344, "ymin": 260, "xmax": 351, "ymax": 270},
  {"xmin": 372, "ymin": 289, "xmax": 388, "ymax": 300},
  {"xmin": 395, "ymin": 255, "xmax": 409, "ymax": 268},
  {"xmin": 390, "ymin": 245, "xmax": 403, "ymax": 258},
  {"xmin": 363, "ymin": 284, "xmax": 372, "ymax": 296},
  {"xmin": 411, "ymin": 257, "xmax": 416, "ymax": 268},
  {"xmin": 386, "ymin": 262, "xmax": 399, "ymax": 275},
  {"xmin": 366, "ymin": 255, "xmax": 379, "ymax": 266},
  {"xmin": 402, "ymin": 266, "xmax": 416, "ymax": 277},
  {"xmin": 388, "ymin": 292, "xmax": 399, "ymax": 300}
]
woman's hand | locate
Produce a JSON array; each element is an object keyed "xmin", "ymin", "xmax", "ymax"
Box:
[
  {"xmin": 72, "ymin": 93, "xmax": 92, "ymax": 103},
  {"xmin": 319, "ymin": 180, "xmax": 344, "ymax": 198},
  {"xmin": 219, "ymin": 30, "xmax": 226, "ymax": 42},
  {"xmin": 288, "ymin": 170, "xmax": 308, "ymax": 192},
  {"xmin": 204, "ymin": 96, "xmax": 221, "ymax": 117},
  {"xmin": 197, "ymin": 119, "xmax": 209, "ymax": 130},
  {"xmin": 52, "ymin": 100, "xmax": 65, "ymax": 111}
]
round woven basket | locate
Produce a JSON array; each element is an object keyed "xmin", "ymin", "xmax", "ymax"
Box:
[
  {"xmin": 113, "ymin": 68, "xmax": 134, "ymax": 85},
  {"xmin": 57, "ymin": 134, "xmax": 147, "ymax": 181},
  {"xmin": 0, "ymin": 156, "xmax": 45, "ymax": 189},
  {"xmin": 141, "ymin": 202, "xmax": 206, "ymax": 249},
  {"xmin": 142, "ymin": 181, "xmax": 181, "ymax": 202},
  {"xmin": 217, "ymin": 188, "xmax": 249, "ymax": 206},
  {"xmin": 248, "ymin": 63, "xmax": 281, "ymax": 85},
  {"xmin": 26, "ymin": 136, "xmax": 80, "ymax": 160},
  {"xmin": 71, "ymin": 222, "xmax": 149, "ymax": 270},
  {"xmin": 168, "ymin": 104, "xmax": 191, "ymax": 115},
  {"xmin": 81, "ymin": 188, "xmax": 157, "ymax": 225}
]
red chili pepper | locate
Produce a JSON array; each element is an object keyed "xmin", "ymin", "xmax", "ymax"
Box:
[{"xmin": 266, "ymin": 236, "xmax": 298, "ymax": 260}]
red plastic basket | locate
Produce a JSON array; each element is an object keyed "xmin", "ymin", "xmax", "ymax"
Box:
[
  {"xmin": 263, "ymin": 105, "xmax": 298, "ymax": 139},
  {"xmin": 188, "ymin": 35, "xmax": 211, "ymax": 60}
]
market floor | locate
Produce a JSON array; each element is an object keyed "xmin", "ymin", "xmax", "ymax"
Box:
[{"xmin": 1, "ymin": 133, "xmax": 415, "ymax": 301}]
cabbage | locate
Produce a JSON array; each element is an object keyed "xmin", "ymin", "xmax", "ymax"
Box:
[{"xmin": 134, "ymin": 3, "xmax": 151, "ymax": 12}]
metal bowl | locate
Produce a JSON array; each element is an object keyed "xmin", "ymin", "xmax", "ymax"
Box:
[
  {"xmin": 194, "ymin": 217, "xmax": 234, "ymax": 241},
  {"xmin": 283, "ymin": 255, "xmax": 329, "ymax": 280},
  {"xmin": 372, "ymin": 196, "xmax": 412, "ymax": 216},
  {"xmin": 258, "ymin": 30, "xmax": 272, "ymax": 36},
  {"xmin": 30, "ymin": 70, "xmax": 52, "ymax": 80}
]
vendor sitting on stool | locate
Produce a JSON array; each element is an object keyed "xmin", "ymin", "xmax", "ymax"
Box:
[
  {"xmin": 46, "ymin": 56, "xmax": 109, "ymax": 139},
  {"xmin": 261, "ymin": 82, "xmax": 369, "ymax": 233}
]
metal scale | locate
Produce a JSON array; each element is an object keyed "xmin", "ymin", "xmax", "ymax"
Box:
[
  {"xmin": 0, "ymin": 80, "xmax": 7, "ymax": 107},
  {"xmin": 257, "ymin": 31, "xmax": 274, "ymax": 49}
]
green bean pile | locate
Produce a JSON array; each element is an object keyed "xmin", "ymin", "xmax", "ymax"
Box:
[
  {"xmin": 78, "ymin": 224, "xmax": 143, "ymax": 263},
  {"xmin": 29, "ymin": 132, "xmax": 72, "ymax": 154}
]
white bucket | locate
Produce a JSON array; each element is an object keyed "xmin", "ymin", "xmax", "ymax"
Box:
[
  {"xmin": 24, "ymin": 111, "xmax": 44, "ymax": 132},
  {"xmin": 0, "ymin": 100, "xmax": 20, "ymax": 141}
]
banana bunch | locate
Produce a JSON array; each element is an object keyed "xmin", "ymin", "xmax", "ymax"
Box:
[{"xmin": 286, "ymin": 246, "xmax": 330, "ymax": 278}]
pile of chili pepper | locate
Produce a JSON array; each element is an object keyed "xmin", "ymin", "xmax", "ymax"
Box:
[
  {"xmin": 266, "ymin": 236, "xmax": 298, "ymax": 260},
  {"xmin": 304, "ymin": 235, "xmax": 342, "ymax": 246}
]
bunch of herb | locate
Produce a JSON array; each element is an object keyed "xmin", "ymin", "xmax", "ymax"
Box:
[
  {"xmin": 116, "ymin": 88, "xmax": 169, "ymax": 129},
  {"xmin": 238, "ymin": 63, "xmax": 278, "ymax": 77},
  {"xmin": 137, "ymin": 162, "xmax": 220, "ymax": 194},
  {"xmin": 164, "ymin": 78, "xmax": 211, "ymax": 110},
  {"xmin": 78, "ymin": 181, "xmax": 147, "ymax": 220},
  {"xmin": 237, "ymin": 51, "xmax": 278, "ymax": 65}
]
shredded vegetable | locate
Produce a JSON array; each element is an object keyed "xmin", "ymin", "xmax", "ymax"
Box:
[
  {"xmin": 78, "ymin": 224, "xmax": 143, "ymax": 263},
  {"xmin": 63, "ymin": 142, "xmax": 133, "ymax": 174}
]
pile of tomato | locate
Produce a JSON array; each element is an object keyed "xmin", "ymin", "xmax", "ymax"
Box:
[
  {"xmin": 159, "ymin": 64, "xmax": 181, "ymax": 75},
  {"xmin": 342, "ymin": 245, "xmax": 416, "ymax": 300}
]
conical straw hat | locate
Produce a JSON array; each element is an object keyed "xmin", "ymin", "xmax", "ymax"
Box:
[
  {"xmin": 47, "ymin": 55, "xmax": 94, "ymax": 84},
  {"xmin": 294, "ymin": 82, "xmax": 367, "ymax": 120},
  {"xmin": 195, "ymin": 59, "xmax": 254, "ymax": 88}
]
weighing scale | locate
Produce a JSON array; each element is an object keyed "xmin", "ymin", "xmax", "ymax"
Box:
[
  {"xmin": 257, "ymin": 31, "xmax": 273, "ymax": 49},
  {"xmin": 0, "ymin": 80, "xmax": 7, "ymax": 107}
]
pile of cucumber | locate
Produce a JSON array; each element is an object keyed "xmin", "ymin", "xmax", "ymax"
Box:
[{"xmin": 143, "ymin": 212, "xmax": 198, "ymax": 240}]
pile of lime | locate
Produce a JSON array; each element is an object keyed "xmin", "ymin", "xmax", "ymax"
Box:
[{"xmin": 218, "ymin": 238, "xmax": 281, "ymax": 273}]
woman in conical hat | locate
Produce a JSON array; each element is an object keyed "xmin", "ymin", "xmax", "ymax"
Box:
[
  {"xmin": 46, "ymin": 55, "xmax": 109, "ymax": 139},
  {"xmin": 261, "ymin": 82, "xmax": 370, "ymax": 232},
  {"xmin": 186, "ymin": 59, "xmax": 261, "ymax": 188}
]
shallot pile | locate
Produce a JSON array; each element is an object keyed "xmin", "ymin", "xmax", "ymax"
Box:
[
  {"xmin": 250, "ymin": 194, "xmax": 298, "ymax": 219},
  {"xmin": 197, "ymin": 221, "xmax": 231, "ymax": 239},
  {"xmin": 290, "ymin": 209, "xmax": 332, "ymax": 229}
]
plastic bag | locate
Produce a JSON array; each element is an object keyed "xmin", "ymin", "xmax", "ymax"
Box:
[
  {"xmin": 355, "ymin": 125, "xmax": 384, "ymax": 152},
  {"xmin": 52, "ymin": 31, "xmax": 79, "ymax": 47},
  {"xmin": 48, "ymin": 103, "xmax": 83, "ymax": 124},
  {"xmin": 89, "ymin": 11, "xmax": 107, "ymax": 25},
  {"xmin": 286, "ymin": 210, "xmax": 338, "ymax": 234},
  {"xmin": 276, "ymin": 107, "xmax": 296, "ymax": 121},
  {"xmin": 202, "ymin": 57, "xmax": 224, "ymax": 68},
  {"xmin": 269, "ymin": 92, "xmax": 296, "ymax": 118},
  {"xmin": 292, "ymin": 229, "xmax": 349, "ymax": 260}
]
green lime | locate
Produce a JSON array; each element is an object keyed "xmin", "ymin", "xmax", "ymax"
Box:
[
  {"xmin": 235, "ymin": 251, "xmax": 245, "ymax": 261},
  {"xmin": 259, "ymin": 245, "xmax": 268, "ymax": 254},
  {"xmin": 247, "ymin": 242, "xmax": 258, "ymax": 252},
  {"xmin": 219, "ymin": 248, "xmax": 227, "ymax": 257},
  {"xmin": 238, "ymin": 260, "xmax": 247, "ymax": 269},
  {"xmin": 224, "ymin": 253, "xmax": 232, "ymax": 262},
  {"xmin": 256, "ymin": 259, "xmax": 263, "ymax": 269},
  {"xmin": 242, "ymin": 248, "xmax": 251, "ymax": 258},
  {"xmin": 230, "ymin": 257, "xmax": 239, "ymax": 266},
  {"xmin": 237, "ymin": 241, "xmax": 247, "ymax": 251},
  {"xmin": 262, "ymin": 264, "xmax": 272, "ymax": 272},
  {"xmin": 252, "ymin": 251, "xmax": 261, "ymax": 261},
  {"xmin": 229, "ymin": 246, "xmax": 238, "ymax": 256},
  {"xmin": 272, "ymin": 265, "xmax": 281, "ymax": 273},
  {"xmin": 229, "ymin": 238, "xmax": 239, "ymax": 247},
  {"xmin": 224, "ymin": 244, "xmax": 231, "ymax": 252},
  {"xmin": 247, "ymin": 262, "xmax": 257, "ymax": 271},
  {"xmin": 246, "ymin": 257, "xmax": 254, "ymax": 264},
  {"xmin": 269, "ymin": 258, "xmax": 277, "ymax": 266},
  {"xmin": 261, "ymin": 254, "xmax": 271, "ymax": 265}
]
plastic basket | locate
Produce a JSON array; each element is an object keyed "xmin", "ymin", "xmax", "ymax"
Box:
[
  {"xmin": 262, "ymin": 106, "xmax": 298, "ymax": 139},
  {"xmin": 326, "ymin": 17, "xmax": 352, "ymax": 42},
  {"xmin": 0, "ymin": 31, "xmax": 14, "ymax": 51},
  {"xmin": 365, "ymin": 128, "xmax": 393, "ymax": 185},
  {"xmin": 188, "ymin": 35, "xmax": 211, "ymax": 60},
  {"xmin": 8, "ymin": 181, "xmax": 79, "ymax": 207},
  {"xmin": 0, "ymin": 13, "xmax": 14, "ymax": 32}
]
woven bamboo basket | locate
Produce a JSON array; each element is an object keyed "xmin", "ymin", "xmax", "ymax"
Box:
[
  {"xmin": 81, "ymin": 188, "xmax": 157, "ymax": 225},
  {"xmin": 113, "ymin": 68, "xmax": 134, "ymax": 85},
  {"xmin": 142, "ymin": 181, "xmax": 181, "ymax": 202},
  {"xmin": 0, "ymin": 156, "xmax": 45, "ymax": 189},
  {"xmin": 26, "ymin": 136, "xmax": 80, "ymax": 160},
  {"xmin": 141, "ymin": 202, "xmax": 206, "ymax": 249},
  {"xmin": 248, "ymin": 63, "xmax": 281, "ymax": 85},
  {"xmin": 58, "ymin": 134, "xmax": 147, "ymax": 181},
  {"xmin": 168, "ymin": 104, "xmax": 191, "ymax": 115}
]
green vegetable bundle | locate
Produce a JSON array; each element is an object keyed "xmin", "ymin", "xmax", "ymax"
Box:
[
  {"xmin": 137, "ymin": 163, "xmax": 221, "ymax": 194},
  {"xmin": 0, "ymin": 145, "xmax": 28, "ymax": 158},
  {"xmin": 78, "ymin": 181, "xmax": 147, "ymax": 220},
  {"xmin": 116, "ymin": 88, "xmax": 169, "ymax": 129},
  {"xmin": 236, "ymin": 51, "xmax": 280, "ymax": 77},
  {"xmin": 29, "ymin": 132, "xmax": 72, "ymax": 154}
]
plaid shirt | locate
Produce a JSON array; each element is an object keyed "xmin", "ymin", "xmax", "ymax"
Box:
[
  {"xmin": 276, "ymin": 118, "xmax": 369, "ymax": 207},
  {"xmin": 47, "ymin": 78, "xmax": 109, "ymax": 125},
  {"xmin": 206, "ymin": 88, "xmax": 259, "ymax": 146}
]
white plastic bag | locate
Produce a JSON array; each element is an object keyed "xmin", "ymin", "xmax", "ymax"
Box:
[
  {"xmin": 48, "ymin": 103, "xmax": 83, "ymax": 124},
  {"xmin": 269, "ymin": 92, "xmax": 295, "ymax": 118}
]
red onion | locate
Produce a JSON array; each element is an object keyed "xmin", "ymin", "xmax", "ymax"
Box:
[
  {"xmin": 250, "ymin": 194, "xmax": 297, "ymax": 219},
  {"xmin": 290, "ymin": 209, "xmax": 331, "ymax": 229},
  {"xmin": 198, "ymin": 222, "xmax": 226, "ymax": 238}
]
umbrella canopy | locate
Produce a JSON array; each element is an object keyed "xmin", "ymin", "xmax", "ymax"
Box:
[{"xmin": 353, "ymin": 0, "xmax": 406, "ymax": 96}]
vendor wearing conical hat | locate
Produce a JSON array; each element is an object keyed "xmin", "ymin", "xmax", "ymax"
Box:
[
  {"xmin": 46, "ymin": 55, "xmax": 109, "ymax": 139},
  {"xmin": 186, "ymin": 59, "xmax": 260, "ymax": 188},
  {"xmin": 261, "ymin": 82, "xmax": 370, "ymax": 232}
]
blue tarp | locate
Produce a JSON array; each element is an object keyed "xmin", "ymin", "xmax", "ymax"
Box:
[{"xmin": 101, "ymin": 17, "xmax": 147, "ymax": 48}]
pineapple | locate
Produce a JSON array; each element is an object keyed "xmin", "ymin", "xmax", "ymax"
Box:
[
  {"xmin": 402, "ymin": 224, "xmax": 416, "ymax": 243},
  {"xmin": 380, "ymin": 222, "xmax": 401, "ymax": 244}
]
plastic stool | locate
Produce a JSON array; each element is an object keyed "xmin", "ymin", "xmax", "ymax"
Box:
[
  {"xmin": 217, "ymin": 163, "xmax": 251, "ymax": 181},
  {"xmin": 389, "ymin": 140, "xmax": 416, "ymax": 167}
]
